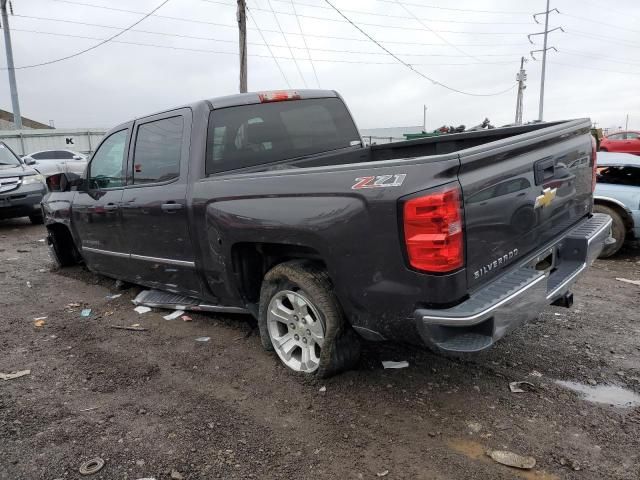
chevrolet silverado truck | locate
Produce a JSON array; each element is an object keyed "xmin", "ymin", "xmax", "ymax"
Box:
[{"xmin": 42, "ymin": 90, "xmax": 611, "ymax": 377}]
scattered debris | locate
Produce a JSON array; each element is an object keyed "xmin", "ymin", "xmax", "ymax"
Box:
[
  {"xmin": 163, "ymin": 310, "xmax": 184, "ymax": 321},
  {"xmin": 105, "ymin": 293, "xmax": 122, "ymax": 300},
  {"xmin": 170, "ymin": 470, "xmax": 184, "ymax": 480},
  {"xmin": 80, "ymin": 309, "xmax": 92, "ymax": 317},
  {"xmin": 79, "ymin": 407, "xmax": 98, "ymax": 412},
  {"xmin": 376, "ymin": 470, "xmax": 389, "ymax": 477},
  {"xmin": 181, "ymin": 315, "xmax": 192, "ymax": 322},
  {"xmin": 616, "ymin": 277, "xmax": 640, "ymax": 286},
  {"xmin": 79, "ymin": 457, "xmax": 105, "ymax": 475},
  {"xmin": 319, "ymin": 386, "xmax": 327, "ymax": 393},
  {"xmin": 26, "ymin": 281, "xmax": 32, "ymax": 288},
  {"xmin": 0, "ymin": 370, "xmax": 31, "ymax": 381},
  {"xmin": 34, "ymin": 319, "xmax": 46, "ymax": 327},
  {"xmin": 486, "ymin": 449, "xmax": 536, "ymax": 470},
  {"xmin": 33, "ymin": 316, "xmax": 47, "ymax": 321},
  {"xmin": 529, "ymin": 370, "xmax": 543, "ymax": 378},
  {"xmin": 382, "ymin": 360, "xmax": 409, "ymax": 369},
  {"xmin": 110, "ymin": 325, "xmax": 148, "ymax": 332},
  {"xmin": 38, "ymin": 238, "xmax": 45, "ymax": 243},
  {"xmin": 17, "ymin": 248, "xmax": 30, "ymax": 253},
  {"xmin": 66, "ymin": 302, "xmax": 81, "ymax": 308},
  {"xmin": 509, "ymin": 381, "xmax": 535, "ymax": 393},
  {"xmin": 466, "ymin": 421, "xmax": 482, "ymax": 433},
  {"xmin": 195, "ymin": 336, "xmax": 211, "ymax": 342},
  {"xmin": 134, "ymin": 306, "xmax": 151, "ymax": 314}
]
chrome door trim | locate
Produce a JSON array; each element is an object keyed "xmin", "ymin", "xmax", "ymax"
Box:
[
  {"xmin": 82, "ymin": 246, "xmax": 195, "ymax": 267},
  {"xmin": 82, "ymin": 246, "xmax": 129, "ymax": 258}
]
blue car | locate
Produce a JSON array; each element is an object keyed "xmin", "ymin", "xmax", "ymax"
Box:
[{"xmin": 594, "ymin": 152, "xmax": 640, "ymax": 257}]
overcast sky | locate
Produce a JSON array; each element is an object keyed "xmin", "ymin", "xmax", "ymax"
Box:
[{"xmin": 1, "ymin": 0, "xmax": 639, "ymax": 131}]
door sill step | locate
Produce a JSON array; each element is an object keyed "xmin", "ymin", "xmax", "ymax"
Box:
[{"xmin": 132, "ymin": 289, "xmax": 248, "ymax": 314}]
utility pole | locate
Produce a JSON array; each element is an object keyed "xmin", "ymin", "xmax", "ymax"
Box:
[
  {"xmin": 1, "ymin": 0, "xmax": 22, "ymax": 129},
  {"xmin": 625, "ymin": 114, "xmax": 629, "ymax": 130},
  {"xmin": 515, "ymin": 56, "xmax": 527, "ymax": 125},
  {"xmin": 237, "ymin": 0, "xmax": 247, "ymax": 93},
  {"xmin": 529, "ymin": 1, "xmax": 563, "ymax": 121},
  {"xmin": 422, "ymin": 105, "xmax": 427, "ymax": 132}
]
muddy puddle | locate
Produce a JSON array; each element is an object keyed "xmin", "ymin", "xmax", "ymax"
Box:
[{"xmin": 556, "ymin": 380, "xmax": 640, "ymax": 408}]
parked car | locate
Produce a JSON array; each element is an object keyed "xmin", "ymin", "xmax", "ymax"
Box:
[
  {"xmin": 0, "ymin": 142, "xmax": 47, "ymax": 224},
  {"xmin": 42, "ymin": 90, "xmax": 610, "ymax": 377},
  {"xmin": 22, "ymin": 149, "xmax": 88, "ymax": 178},
  {"xmin": 594, "ymin": 151, "xmax": 640, "ymax": 257},
  {"xmin": 599, "ymin": 130, "xmax": 640, "ymax": 155}
]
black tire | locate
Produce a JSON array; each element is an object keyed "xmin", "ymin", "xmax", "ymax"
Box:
[
  {"xmin": 599, "ymin": 147, "xmax": 608, "ymax": 152},
  {"xmin": 258, "ymin": 260, "xmax": 361, "ymax": 378},
  {"xmin": 29, "ymin": 214, "xmax": 44, "ymax": 225},
  {"xmin": 48, "ymin": 228, "xmax": 79, "ymax": 268},
  {"xmin": 594, "ymin": 204, "xmax": 626, "ymax": 258}
]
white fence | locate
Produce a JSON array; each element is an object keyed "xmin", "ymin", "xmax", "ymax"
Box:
[{"xmin": 0, "ymin": 129, "xmax": 106, "ymax": 156}]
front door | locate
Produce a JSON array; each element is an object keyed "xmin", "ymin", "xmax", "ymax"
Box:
[
  {"xmin": 119, "ymin": 110, "xmax": 201, "ymax": 296},
  {"xmin": 71, "ymin": 127, "xmax": 130, "ymax": 277}
]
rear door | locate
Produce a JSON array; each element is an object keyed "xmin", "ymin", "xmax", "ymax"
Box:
[
  {"xmin": 622, "ymin": 132, "xmax": 640, "ymax": 154},
  {"xmin": 71, "ymin": 127, "xmax": 130, "ymax": 276},
  {"xmin": 458, "ymin": 123, "xmax": 594, "ymax": 290},
  {"xmin": 119, "ymin": 109, "xmax": 201, "ymax": 295}
]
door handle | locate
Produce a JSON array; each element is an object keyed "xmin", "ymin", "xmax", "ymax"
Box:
[
  {"xmin": 161, "ymin": 202, "xmax": 183, "ymax": 212},
  {"xmin": 104, "ymin": 203, "xmax": 119, "ymax": 211}
]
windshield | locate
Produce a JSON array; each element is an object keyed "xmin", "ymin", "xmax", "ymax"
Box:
[{"xmin": 0, "ymin": 143, "xmax": 21, "ymax": 166}]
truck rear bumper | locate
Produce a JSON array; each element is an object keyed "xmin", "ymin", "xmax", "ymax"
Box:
[{"xmin": 414, "ymin": 213, "xmax": 612, "ymax": 353}]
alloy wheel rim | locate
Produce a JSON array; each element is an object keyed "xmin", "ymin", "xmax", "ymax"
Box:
[{"xmin": 267, "ymin": 290, "xmax": 325, "ymax": 373}]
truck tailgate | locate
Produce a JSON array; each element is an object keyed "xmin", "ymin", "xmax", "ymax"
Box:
[{"xmin": 457, "ymin": 120, "xmax": 594, "ymax": 290}]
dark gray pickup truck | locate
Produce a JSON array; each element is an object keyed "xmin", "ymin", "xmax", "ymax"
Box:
[{"xmin": 43, "ymin": 90, "xmax": 611, "ymax": 377}]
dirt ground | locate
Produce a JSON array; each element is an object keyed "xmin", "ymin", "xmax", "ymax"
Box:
[{"xmin": 1, "ymin": 218, "xmax": 639, "ymax": 480}]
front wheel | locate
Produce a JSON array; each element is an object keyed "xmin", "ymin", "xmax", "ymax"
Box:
[{"xmin": 258, "ymin": 260, "xmax": 360, "ymax": 378}]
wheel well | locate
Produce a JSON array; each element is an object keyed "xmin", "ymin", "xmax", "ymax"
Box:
[
  {"xmin": 231, "ymin": 243, "xmax": 326, "ymax": 304},
  {"xmin": 47, "ymin": 223, "xmax": 80, "ymax": 260},
  {"xmin": 594, "ymin": 199, "xmax": 634, "ymax": 233}
]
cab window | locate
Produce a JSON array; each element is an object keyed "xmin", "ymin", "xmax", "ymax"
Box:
[{"xmin": 88, "ymin": 130, "xmax": 127, "ymax": 189}]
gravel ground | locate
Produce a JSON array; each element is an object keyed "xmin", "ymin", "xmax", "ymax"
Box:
[{"xmin": 1, "ymin": 218, "xmax": 639, "ymax": 480}]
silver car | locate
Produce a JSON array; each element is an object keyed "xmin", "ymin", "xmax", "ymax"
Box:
[{"xmin": 22, "ymin": 149, "xmax": 88, "ymax": 177}]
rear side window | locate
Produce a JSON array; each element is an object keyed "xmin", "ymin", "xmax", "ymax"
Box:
[
  {"xmin": 132, "ymin": 116, "xmax": 184, "ymax": 184},
  {"xmin": 607, "ymin": 133, "xmax": 624, "ymax": 140},
  {"xmin": 206, "ymin": 98, "xmax": 360, "ymax": 174},
  {"xmin": 32, "ymin": 151, "xmax": 53, "ymax": 160},
  {"xmin": 54, "ymin": 151, "xmax": 75, "ymax": 159}
]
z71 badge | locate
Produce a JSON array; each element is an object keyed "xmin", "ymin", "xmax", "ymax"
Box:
[{"xmin": 352, "ymin": 174, "xmax": 406, "ymax": 190}]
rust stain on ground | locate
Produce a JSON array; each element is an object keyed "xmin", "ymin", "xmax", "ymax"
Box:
[{"xmin": 447, "ymin": 439, "xmax": 559, "ymax": 480}]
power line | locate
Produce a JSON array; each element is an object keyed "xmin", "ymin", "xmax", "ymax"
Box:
[
  {"xmin": 322, "ymin": 0, "xmax": 515, "ymax": 97},
  {"xmin": 201, "ymin": 1, "xmax": 530, "ymax": 35},
  {"xmin": 246, "ymin": 6, "xmax": 291, "ymax": 87},
  {"xmin": 549, "ymin": 61, "xmax": 640, "ymax": 77},
  {"xmin": 559, "ymin": 12, "xmax": 640, "ymax": 35},
  {"xmin": 207, "ymin": 0, "xmax": 534, "ymax": 25},
  {"xmin": 393, "ymin": 0, "xmax": 482, "ymax": 62},
  {"xmin": 371, "ymin": 0, "xmax": 530, "ymax": 16},
  {"xmin": 10, "ymin": 14, "xmax": 529, "ymax": 57},
  {"xmin": 265, "ymin": 0, "xmax": 307, "ymax": 87},
  {"xmin": 566, "ymin": 29, "xmax": 640, "ymax": 50},
  {"xmin": 6, "ymin": 28, "xmax": 518, "ymax": 66},
  {"xmin": 289, "ymin": 0, "xmax": 320, "ymax": 87},
  {"xmin": 4, "ymin": 0, "xmax": 170, "ymax": 70}
]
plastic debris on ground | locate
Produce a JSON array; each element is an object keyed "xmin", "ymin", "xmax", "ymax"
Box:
[
  {"xmin": 319, "ymin": 386, "xmax": 327, "ymax": 393},
  {"xmin": 382, "ymin": 360, "xmax": 409, "ymax": 369},
  {"xmin": 509, "ymin": 381, "xmax": 535, "ymax": 393},
  {"xmin": 0, "ymin": 370, "xmax": 31, "ymax": 381},
  {"xmin": 110, "ymin": 325, "xmax": 148, "ymax": 331},
  {"xmin": 529, "ymin": 370, "xmax": 543, "ymax": 377},
  {"xmin": 80, "ymin": 309, "xmax": 92, "ymax": 317},
  {"xmin": 195, "ymin": 336, "xmax": 211, "ymax": 342},
  {"xmin": 486, "ymin": 449, "xmax": 536, "ymax": 470},
  {"xmin": 66, "ymin": 302, "xmax": 80, "ymax": 308},
  {"xmin": 181, "ymin": 315, "xmax": 192, "ymax": 322},
  {"xmin": 105, "ymin": 293, "xmax": 122, "ymax": 300},
  {"xmin": 134, "ymin": 306, "xmax": 151, "ymax": 314},
  {"xmin": 376, "ymin": 470, "xmax": 390, "ymax": 477},
  {"xmin": 26, "ymin": 281, "xmax": 32, "ymax": 288},
  {"xmin": 163, "ymin": 310, "xmax": 184, "ymax": 321},
  {"xmin": 34, "ymin": 319, "xmax": 46, "ymax": 327},
  {"xmin": 38, "ymin": 238, "xmax": 45, "ymax": 243},
  {"xmin": 616, "ymin": 277, "xmax": 640, "ymax": 286},
  {"xmin": 33, "ymin": 316, "xmax": 47, "ymax": 321}
]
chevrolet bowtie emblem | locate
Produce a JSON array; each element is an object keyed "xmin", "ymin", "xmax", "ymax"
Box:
[{"xmin": 534, "ymin": 187, "xmax": 557, "ymax": 209}]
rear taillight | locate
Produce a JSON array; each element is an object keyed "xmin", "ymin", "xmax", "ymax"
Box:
[
  {"xmin": 258, "ymin": 90, "xmax": 301, "ymax": 103},
  {"xmin": 403, "ymin": 184, "xmax": 464, "ymax": 273},
  {"xmin": 591, "ymin": 135, "xmax": 598, "ymax": 192}
]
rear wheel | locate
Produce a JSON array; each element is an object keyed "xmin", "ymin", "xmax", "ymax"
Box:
[
  {"xmin": 48, "ymin": 227, "xmax": 79, "ymax": 267},
  {"xmin": 258, "ymin": 260, "xmax": 360, "ymax": 378},
  {"xmin": 594, "ymin": 204, "xmax": 626, "ymax": 258},
  {"xmin": 29, "ymin": 214, "xmax": 44, "ymax": 225}
]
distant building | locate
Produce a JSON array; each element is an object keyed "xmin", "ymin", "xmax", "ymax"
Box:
[{"xmin": 0, "ymin": 109, "xmax": 53, "ymax": 130}]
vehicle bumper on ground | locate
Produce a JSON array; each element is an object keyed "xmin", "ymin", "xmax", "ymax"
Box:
[
  {"xmin": 0, "ymin": 183, "xmax": 46, "ymax": 219},
  {"xmin": 414, "ymin": 213, "xmax": 612, "ymax": 353}
]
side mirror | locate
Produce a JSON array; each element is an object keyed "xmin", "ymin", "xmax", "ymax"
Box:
[
  {"xmin": 23, "ymin": 157, "xmax": 36, "ymax": 166},
  {"xmin": 46, "ymin": 172, "xmax": 85, "ymax": 192},
  {"xmin": 73, "ymin": 155, "xmax": 83, "ymax": 160}
]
